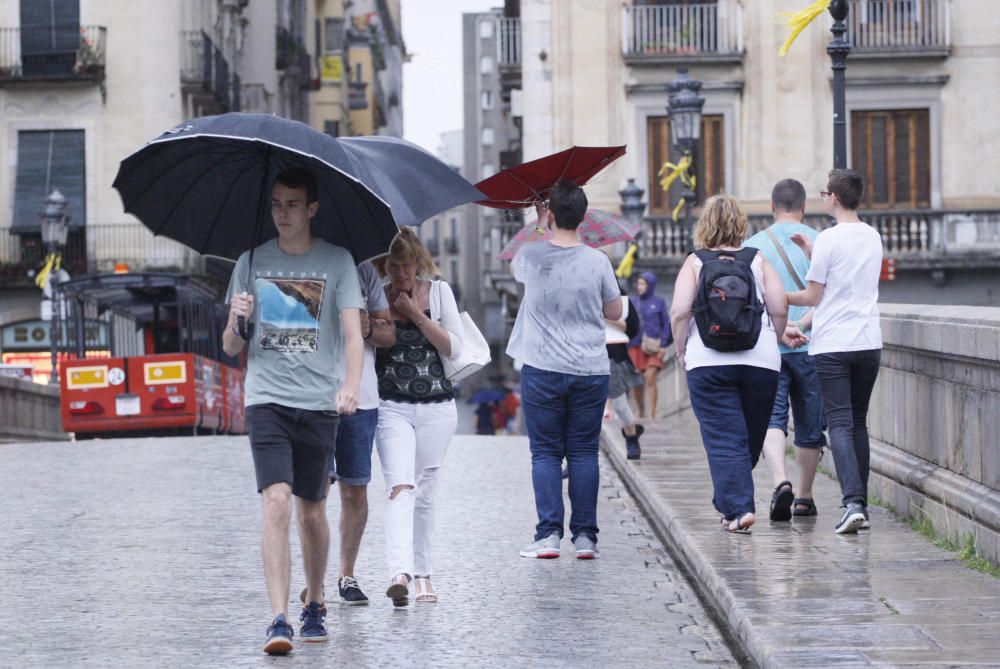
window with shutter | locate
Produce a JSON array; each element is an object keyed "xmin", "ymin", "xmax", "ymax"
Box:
[
  {"xmin": 646, "ymin": 114, "xmax": 726, "ymax": 215},
  {"xmin": 12, "ymin": 130, "xmax": 86, "ymax": 233},
  {"xmin": 19, "ymin": 0, "xmax": 80, "ymax": 77},
  {"xmin": 851, "ymin": 109, "xmax": 930, "ymax": 209}
]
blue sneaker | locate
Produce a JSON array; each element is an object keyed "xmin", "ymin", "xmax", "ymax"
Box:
[
  {"xmin": 299, "ymin": 602, "xmax": 328, "ymax": 643},
  {"xmin": 263, "ymin": 614, "xmax": 294, "ymax": 655}
]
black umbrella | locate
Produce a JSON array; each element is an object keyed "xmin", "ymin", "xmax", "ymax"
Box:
[
  {"xmin": 337, "ymin": 136, "xmax": 484, "ymax": 228},
  {"xmin": 113, "ymin": 113, "xmax": 398, "ymax": 264},
  {"xmin": 113, "ymin": 113, "xmax": 400, "ymax": 339}
]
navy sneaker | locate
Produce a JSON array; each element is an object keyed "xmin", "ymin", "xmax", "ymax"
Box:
[
  {"xmin": 299, "ymin": 602, "xmax": 328, "ymax": 643},
  {"xmin": 263, "ymin": 614, "xmax": 294, "ymax": 655},
  {"xmin": 339, "ymin": 576, "xmax": 370, "ymax": 606}
]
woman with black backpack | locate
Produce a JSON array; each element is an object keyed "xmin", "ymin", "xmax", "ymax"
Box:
[{"xmin": 669, "ymin": 195, "xmax": 788, "ymax": 534}]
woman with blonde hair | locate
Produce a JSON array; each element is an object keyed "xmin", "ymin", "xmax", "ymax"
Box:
[
  {"xmin": 669, "ymin": 195, "xmax": 787, "ymax": 534},
  {"xmin": 371, "ymin": 228, "xmax": 463, "ymax": 605}
]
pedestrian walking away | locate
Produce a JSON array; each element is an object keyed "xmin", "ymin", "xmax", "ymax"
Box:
[
  {"xmin": 507, "ymin": 180, "xmax": 622, "ymax": 560},
  {"xmin": 787, "ymin": 169, "xmax": 883, "ymax": 535},
  {"xmin": 297, "ymin": 260, "xmax": 395, "ymax": 609},
  {"xmin": 606, "ymin": 288, "xmax": 645, "ymax": 459},
  {"xmin": 373, "ymin": 229, "xmax": 463, "ymax": 606},
  {"xmin": 628, "ymin": 272, "xmax": 672, "ymax": 420},
  {"xmin": 669, "ymin": 194, "xmax": 787, "ymax": 535},
  {"xmin": 222, "ymin": 168, "xmax": 365, "ymax": 655},
  {"xmin": 744, "ymin": 178, "xmax": 827, "ymax": 522}
]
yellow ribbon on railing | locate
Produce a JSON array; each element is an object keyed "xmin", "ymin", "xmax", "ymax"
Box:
[
  {"xmin": 615, "ymin": 243, "xmax": 638, "ymax": 279},
  {"xmin": 35, "ymin": 252, "xmax": 58, "ymax": 289},
  {"xmin": 778, "ymin": 0, "xmax": 831, "ymax": 56}
]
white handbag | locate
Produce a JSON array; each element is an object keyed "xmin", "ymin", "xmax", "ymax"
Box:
[{"xmin": 431, "ymin": 280, "xmax": 491, "ymax": 382}]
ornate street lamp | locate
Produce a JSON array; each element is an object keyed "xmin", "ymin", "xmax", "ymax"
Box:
[
  {"xmin": 40, "ymin": 189, "xmax": 70, "ymax": 385},
  {"xmin": 666, "ymin": 67, "xmax": 704, "ymax": 252},
  {"xmin": 618, "ymin": 178, "xmax": 646, "ymax": 232},
  {"xmin": 827, "ymin": 0, "xmax": 851, "ymax": 170}
]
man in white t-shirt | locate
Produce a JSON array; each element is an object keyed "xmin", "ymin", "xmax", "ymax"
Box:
[
  {"xmin": 299, "ymin": 261, "xmax": 395, "ymax": 606},
  {"xmin": 787, "ymin": 169, "xmax": 883, "ymax": 536}
]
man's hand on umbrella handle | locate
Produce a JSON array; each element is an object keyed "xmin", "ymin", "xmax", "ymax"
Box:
[
  {"xmin": 230, "ymin": 293, "xmax": 254, "ymax": 323},
  {"xmin": 336, "ymin": 386, "xmax": 359, "ymax": 415}
]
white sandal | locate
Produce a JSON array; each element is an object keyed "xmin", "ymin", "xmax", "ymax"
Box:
[
  {"xmin": 413, "ymin": 576, "xmax": 438, "ymax": 603},
  {"xmin": 385, "ymin": 573, "xmax": 409, "ymax": 607}
]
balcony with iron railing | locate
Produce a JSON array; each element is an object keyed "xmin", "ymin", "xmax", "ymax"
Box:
[
  {"xmin": 496, "ymin": 17, "xmax": 521, "ymax": 68},
  {"xmin": 0, "ymin": 224, "xmax": 209, "ymax": 287},
  {"xmin": 0, "ymin": 25, "xmax": 106, "ymax": 84},
  {"xmin": 179, "ymin": 31, "xmax": 232, "ymax": 114},
  {"xmin": 637, "ymin": 209, "xmax": 1000, "ymax": 269},
  {"xmin": 622, "ymin": 2, "xmax": 743, "ymax": 64},
  {"xmin": 846, "ymin": 0, "xmax": 951, "ymax": 57}
]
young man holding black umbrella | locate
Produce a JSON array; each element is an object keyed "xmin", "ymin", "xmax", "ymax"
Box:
[{"xmin": 223, "ymin": 168, "xmax": 364, "ymax": 655}]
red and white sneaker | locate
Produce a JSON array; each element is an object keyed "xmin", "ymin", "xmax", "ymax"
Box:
[{"xmin": 519, "ymin": 534, "xmax": 561, "ymax": 558}]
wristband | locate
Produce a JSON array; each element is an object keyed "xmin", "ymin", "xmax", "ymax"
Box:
[{"xmin": 231, "ymin": 323, "xmax": 240, "ymax": 337}]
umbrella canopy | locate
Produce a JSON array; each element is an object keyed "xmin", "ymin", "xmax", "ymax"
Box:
[
  {"xmin": 337, "ymin": 135, "xmax": 484, "ymax": 228},
  {"xmin": 475, "ymin": 145, "xmax": 626, "ymax": 209},
  {"xmin": 498, "ymin": 209, "xmax": 640, "ymax": 261},
  {"xmin": 467, "ymin": 388, "xmax": 506, "ymax": 404},
  {"xmin": 112, "ymin": 113, "xmax": 399, "ymax": 265}
]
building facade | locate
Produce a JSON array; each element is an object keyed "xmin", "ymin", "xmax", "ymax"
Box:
[
  {"xmin": 492, "ymin": 0, "xmax": 1000, "ymax": 305},
  {"xmin": 0, "ymin": 0, "xmax": 333, "ymax": 378}
]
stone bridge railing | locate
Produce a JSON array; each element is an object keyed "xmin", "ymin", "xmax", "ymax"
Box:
[
  {"xmin": 0, "ymin": 375, "xmax": 67, "ymax": 442},
  {"xmin": 655, "ymin": 304, "xmax": 1000, "ymax": 566}
]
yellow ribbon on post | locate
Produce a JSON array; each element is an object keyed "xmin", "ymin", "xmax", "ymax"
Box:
[
  {"xmin": 35, "ymin": 253, "xmax": 56, "ymax": 289},
  {"xmin": 615, "ymin": 243, "xmax": 638, "ymax": 279},
  {"xmin": 778, "ymin": 0, "xmax": 831, "ymax": 56},
  {"xmin": 658, "ymin": 154, "xmax": 692, "ymax": 193}
]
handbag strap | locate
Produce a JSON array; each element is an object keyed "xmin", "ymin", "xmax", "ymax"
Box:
[
  {"xmin": 429, "ymin": 279, "xmax": 442, "ymax": 323},
  {"xmin": 763, "ymin": 227, "xmax": 806, "ymax": 291}
]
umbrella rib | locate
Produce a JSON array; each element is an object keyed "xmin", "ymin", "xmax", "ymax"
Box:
[
  {"xmin": 199, "ymin": 157, "xmax": 262, "ymax": 254},
  {"xmin": 556, "ymin": 146, "xmax": 577, "ymax": 182},
  {"xmin": 150, "ymin": 152, "xmax": 250, "ymax": 238},
  {"xmin": 120, "ymin": 144, "xmax": 244, "ymax": 215},
  {"xmin": 503, "ymin": 171, "xmax": 545, "ymax": 205}
]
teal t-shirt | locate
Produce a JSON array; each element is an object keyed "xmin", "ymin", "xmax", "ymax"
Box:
[
  {"xmin": 745, "ymin": 221, "xmax": 819, "ymax": 355},
  {"xmin": 226, "ymin": 239, "xmax": 364, "ymax": 410}
]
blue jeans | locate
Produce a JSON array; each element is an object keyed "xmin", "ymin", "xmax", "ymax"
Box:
[
  {"xmin": 329, "ymin": 407, "xmax": 378, "ymax": 486},
  {"xmin": 768, "ymin": 353, "xmax": 827, "ymax": 449},
  {"xmin": 521, "ymin": 365, "xmax": 608, "ymax": 543},
  {"xmin": 814, "ymin": 350, "xmax": 881, "ymax": 506},
  {"xmin": 686, "ymin": 365, "xmax": 779, "ymax": 520}
]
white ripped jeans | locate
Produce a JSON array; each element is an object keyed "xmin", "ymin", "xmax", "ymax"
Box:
[{"xmin": 375, "ymin": 399, "xmax": 457, "ymax": 579}]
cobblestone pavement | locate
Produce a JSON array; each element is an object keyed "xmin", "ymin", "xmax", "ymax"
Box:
[{"xmin": 0, "ymin": 434, "xmax": 741, "ymax": 668}]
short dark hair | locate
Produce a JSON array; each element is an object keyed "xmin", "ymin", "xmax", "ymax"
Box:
[
  {"xmin": 827, "ymin": 169, "xmax": 864, "ymax": 210},
  {"xmin": 548, "ymin": 179, "xmax": 588, "ymax": 230},
  {"xmin": 771, "ymin": 178, "xmax": 806, "ymax": 213},
  {"xmin": 273, "ymin": 168, "xmax": 318, "ymax": 203}
]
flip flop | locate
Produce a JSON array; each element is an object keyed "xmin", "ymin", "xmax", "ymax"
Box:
[{"xmin": 722, "ymin": 512, "xmax": 754, "ymax": 535}]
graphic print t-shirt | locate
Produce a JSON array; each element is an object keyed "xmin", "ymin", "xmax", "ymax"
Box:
[{"xmin": 227, "ymin": 239, "xmax": 363, "ymax": 410}]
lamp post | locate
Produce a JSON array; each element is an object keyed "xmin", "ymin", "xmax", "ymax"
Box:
[
  {"xmin": 666, "ymin": 68, "xmax": 704, "ymax": 253},
  {"xmin": 828, "ymin": 0, "xmax": 851, "ymax": 169},
  {"xmin": 619, "ymin": 178, "xmax": 646, "ymax": 288},
  {"xmin": 40, "ymin": 189, "xmax": 70, "ymax": 385}
]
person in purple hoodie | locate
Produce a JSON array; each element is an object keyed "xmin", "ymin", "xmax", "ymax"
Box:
[{"xmin": 628, "ymin": 272, "xmax": 673, "ymax": 420}]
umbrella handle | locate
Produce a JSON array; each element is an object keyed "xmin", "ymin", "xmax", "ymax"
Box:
[{"xmin": 237, "ymin": 316, "xmax": 254, "ymax": 341}]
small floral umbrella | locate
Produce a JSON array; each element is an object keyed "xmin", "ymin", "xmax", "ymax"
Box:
[{"xmin": 498, "ymin": 209, "xmax": 640, "ymax": 261}]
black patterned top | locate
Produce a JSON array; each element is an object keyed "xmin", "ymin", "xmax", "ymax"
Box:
[{"xmin": 376, "ymin": 310, "xmax": 454, "ymax": 403}]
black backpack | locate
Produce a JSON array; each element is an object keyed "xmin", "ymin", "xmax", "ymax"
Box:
[{"xmin": 692, "ymin": 248, "xmax": 764, "ymax": 352}]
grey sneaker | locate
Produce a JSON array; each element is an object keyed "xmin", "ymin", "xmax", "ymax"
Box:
[
  {"xmin": 573, "ymin": 535, "xmax": 600, "ymax": 560},
  {"xmin": 519, "ymin": 533, "xmax": 561, "ymax": 558},
  {"xmin": 860, "ymin": 506, "xmax": 871, "ymax": 530},
  {"xmin": 835, "ymin": 502, "xmax": 867, "ymax": 535}
]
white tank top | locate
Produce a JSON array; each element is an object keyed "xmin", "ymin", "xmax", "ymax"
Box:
[{"xmin": 684, "ymin": 251, "xmax": 781, "ymax": 372}]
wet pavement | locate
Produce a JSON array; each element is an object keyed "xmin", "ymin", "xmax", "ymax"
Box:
[
  {"xmin": 602, "ymin": 411, "xmax": 1000, "ymax": 668},
  {"xmin": 0, "ymin": 433, "xmax": 740, "ymax": 667}
]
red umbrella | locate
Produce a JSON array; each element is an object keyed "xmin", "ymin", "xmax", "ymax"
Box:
[
  {"xmin": 475, "ymin": 145, "xmax": 626, "ymax": 209},
  {"xmin": 498, "ymin": 209, "xmax": 640, "ymax": 261}
]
